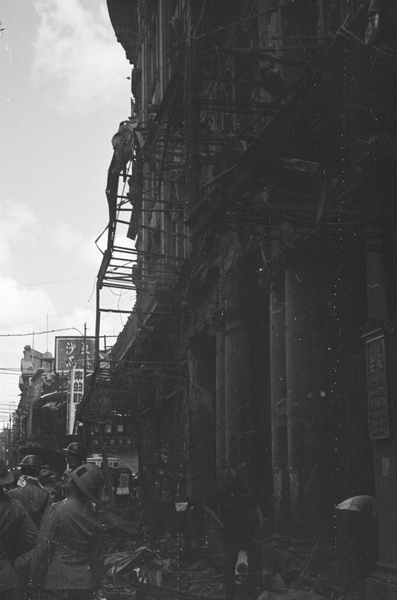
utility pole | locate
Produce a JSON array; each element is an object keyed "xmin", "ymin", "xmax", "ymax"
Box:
[
  {"xmin": 27, "ymin": 384, "xmax": 33, "ymax": 439},
  {"xmin": 95, "ymin": 282, "xmax": 101, "ymax": 369},
  {"xmin": 83, "ymin": 322, "xmax": 87, "ymax": 380}
]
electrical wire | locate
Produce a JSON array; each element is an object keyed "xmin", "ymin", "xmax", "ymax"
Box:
[
  {"xmin": 0, "ymin": 327, "xmax": 88, "ymax": 338},
  {"xmin": 0, "ymin": 275, "xmax": 96, "ymax": 291}
]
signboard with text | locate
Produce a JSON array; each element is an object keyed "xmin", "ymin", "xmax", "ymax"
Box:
[
  {"xmin": 55, "ymin": 336, "xmax": 95, "ymax": 372},
  {"xmin": 66, "ymin": 367, "xmax": 84, "ymax": 435},
  {"xmin": 365, "ymin": 333, "xmax": 389, "ymax": 440}
]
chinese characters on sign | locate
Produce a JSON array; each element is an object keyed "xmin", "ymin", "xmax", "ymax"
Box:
[
  {"xmin": 366, "ymin": 334, "xmax": 389, "ymax": 439},
  {"xmin": 55, "ymin": 337, "xmax": 95, "ymax": 372},
  {"xmin": 66, "ymin": 367, "xmax": 84, "ymax": 435},
  {"xmin": 91, "ymin": 436, "xmax": 135, "ymax": 449}
]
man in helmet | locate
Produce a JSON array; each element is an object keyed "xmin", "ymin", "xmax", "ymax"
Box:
[
  {"xmin": 0, "ymin": 458, "xmax": 37, "ymax": 600},
  {"xmin": 7, "ymin": 455, "xmax": 53, "ymax": 527},
  {"xmin": 62, "ymin": 442, "xmax": 87, "ymax": 485},
  {"xmin": 29, "ymin": 463, "xmax": 105, "ymax": 600},
  {"xmin": 63, "ymin": 442, "xmax": 87, "ymax": 472},
  {"xmin": 53, "ymin": 442, "xmax": 88, "ymax": 502}
]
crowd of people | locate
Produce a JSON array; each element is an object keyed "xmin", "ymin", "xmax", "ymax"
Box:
[
  {"xmin": 0, "ymin": 443, "xmax": 104, "ymax": 600},
  {"xmin": 0, "ymin": 444, "xmax": 266, "ymax": 600}
]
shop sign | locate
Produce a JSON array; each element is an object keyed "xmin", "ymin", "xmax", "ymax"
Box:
[
  {"xmin": 92, "ymin": 436, "xmax": 135, "ymax": 448},
  {"xmin": 55, "ymin": 336, "xmax": 95, "ymax": 372},
  {"xmin": 66, "ymin": 367, "xmax": 84, "ymax": 435},
  {"xmin": 365, "ymin": 333, "xmax": 389, "ymax": 439}
]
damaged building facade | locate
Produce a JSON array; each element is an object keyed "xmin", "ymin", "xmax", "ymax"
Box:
[{"xmin": 82, "ymin": 1, "xmax": 397, "ymax": 597}]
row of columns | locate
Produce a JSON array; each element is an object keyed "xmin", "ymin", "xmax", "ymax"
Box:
[
  {"xmin": 189, "ymin": 230, "xmax": 397, "ymax": 594},
  {"xmin": 280, "ymin": 249, "xmax": 330, "ymax": 535},
  {"xmin": 213, "ymin": 247, "xmax": 331, "ymax": 536},
  {"xmin": 216, "ymin": 300, "xmax": 251, "ymax": 472}
]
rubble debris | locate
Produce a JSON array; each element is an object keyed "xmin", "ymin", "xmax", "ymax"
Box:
[
  {"xmin": 99, "ymin": 507, "xmax": 372, "ymax": 600},
  {"xmin": 258, "ymin": 591, "xmax": 326, "ymax": 600}
]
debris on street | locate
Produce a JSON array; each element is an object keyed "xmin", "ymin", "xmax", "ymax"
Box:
[{"xmin": 99, "ymin": 506, "xmax": 369, "ymax": 600}]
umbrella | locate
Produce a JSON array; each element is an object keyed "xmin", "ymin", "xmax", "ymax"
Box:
[{"xmin": 336, "ymin": 495, "xmax": 375, "ymax": 514}]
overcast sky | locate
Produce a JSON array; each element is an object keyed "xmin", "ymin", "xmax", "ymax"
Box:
[{"xmin": 0, "ymin": 0, "xmax": 135, "ymax": 427}]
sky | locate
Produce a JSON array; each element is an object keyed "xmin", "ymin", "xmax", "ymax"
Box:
[{"xmin": 0, "ymin": 0, "xmax": 135, "ymax": 427}]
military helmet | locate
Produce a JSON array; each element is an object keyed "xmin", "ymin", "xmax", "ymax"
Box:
[
  {"xmin": 63, "ymin": 442, "xmax": 86, "ymax": 459},
  {"xmin": 17, "ymin": 455, "xmax": 45, "ymax": 469},
  {"xmin": 69, "ymin": 463, "xmax": 104, "ymax": 502}
]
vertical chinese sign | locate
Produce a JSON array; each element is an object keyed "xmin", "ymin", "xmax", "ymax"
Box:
[
  {"xmin": 365, "ymin": 332, "xmax": 389, "ymax": 440},
  {"xmin": 66, "ymin": 367, "xmax": 84, "ymax": 435},
  {"xmin": 55, "ymin": 337, "xmax": 96, "ymax": 435}
]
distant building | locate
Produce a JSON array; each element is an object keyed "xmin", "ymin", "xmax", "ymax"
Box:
[{"xmin": 12, "ymin": 345, "xmax": 68, "ymax": 464}]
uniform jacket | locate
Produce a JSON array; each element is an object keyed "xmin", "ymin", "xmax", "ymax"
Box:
[
  {"xmin": 29, "ymin": 494, "xmax": 104, "ymax": 591},
  {"xmin": 8, "ymin": 476, "xmax": 53, "ymax": 527},
  {"xmin": 0, "ymin": 493, "xmax": 37, "ymax": 592}
]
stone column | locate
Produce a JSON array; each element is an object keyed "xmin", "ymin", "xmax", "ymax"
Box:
[
  {"xmin": 216, "ymin": 324, "xmax": 226, "ymax": 476},
  {"xmin": 270, "ymin": 241, "xmax": 290, "ymax": 534},
  {"xmin": 285, "ymin": 250, "xmax": 329, "ymax": 536},
  {"xmin": 224, "ymin": 265, "xmax": 251, "ymax": 467}
]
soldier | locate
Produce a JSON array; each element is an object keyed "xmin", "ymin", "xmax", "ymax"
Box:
[
  {"xmin": 29, "ymin": 463, "xmax": 105, "ymax": 600},
  {"xmin": 8, "ymin": 455, "xmax": 53, "ymax": 527},
  {"xmin": 0, "ymin": 459, "xmax": 37, "ymax": 600},
  {"xmin": 63, "ymin": 442, "xmax": 87, "ymax": 471},
  {"xmin": 52, "ymin": 442, "xmax": 88, "ymax": 502}
]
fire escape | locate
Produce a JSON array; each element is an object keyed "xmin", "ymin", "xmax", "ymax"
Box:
[{"xmin": 77, "ymin": 77, "xmax": 190, "ymax": 468}]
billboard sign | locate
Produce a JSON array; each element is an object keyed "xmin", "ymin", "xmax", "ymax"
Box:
[
  {"xmin": 55, "ymin": 336, "xmax": 95, "ymax": 372},
  {"xmin": 66, "ymin": 367, "xmax": 84, "ymax": 435},
  {"xmin": 365, "ymin": 332, "xmax": 389, "ymax": 439}
]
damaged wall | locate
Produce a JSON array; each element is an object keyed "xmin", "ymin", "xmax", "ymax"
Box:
[{"xmin": 102, "ymin": 3, "xmax": 397, "ymax": 596}]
